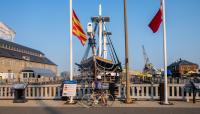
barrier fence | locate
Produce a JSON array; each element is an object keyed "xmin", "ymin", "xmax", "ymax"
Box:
[{"xmin": 0, "ymin": 84, "xmax": 199, "ymax": 102}]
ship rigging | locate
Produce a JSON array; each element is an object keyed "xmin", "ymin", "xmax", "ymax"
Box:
[{"xmin": 76, "ymin": 4, "xmax": 122, "ymax": 83}]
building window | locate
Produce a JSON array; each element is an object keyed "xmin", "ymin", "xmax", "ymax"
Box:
[
  {"xmin": 2, "ymin": 44, "xmax": 4, "ymax": 48},
  {"xmin": 0, "ymin": 60, "xmax": 4, "ymax": 65},
  {"xmin": 29, "ymin": 72, "xmax": 35, "ymax": 78},
  {"xmin": 23, "ymin": 73, "xmax": 28, "ymax": 78}
]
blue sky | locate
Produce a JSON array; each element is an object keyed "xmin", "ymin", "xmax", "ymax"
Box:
[{"xmin": 0, "ymin": 0, "xmax": 200, "ymax": 73}]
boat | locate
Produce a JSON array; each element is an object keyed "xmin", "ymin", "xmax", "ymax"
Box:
[{"xmin": 76, "ymin": 4, "xmax": 122, "ymax": 83}]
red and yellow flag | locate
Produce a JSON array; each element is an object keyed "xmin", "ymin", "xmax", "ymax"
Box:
[{"xmin": 72, "ymin": 10, "xmax": 88, "ymax": 45}]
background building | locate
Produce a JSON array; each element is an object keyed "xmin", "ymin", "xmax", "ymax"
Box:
[
  {"xmin": 168, "ymin": 58, "xmax": 199, "ymax": 77},
  {"xmin": 0, "ymin": 38, "xmax": 57, "ymax": 83}
]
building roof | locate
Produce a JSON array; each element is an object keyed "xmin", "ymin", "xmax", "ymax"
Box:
[
  {"xmin": 168, "ymin": 59, "xmax": 198, "ymax": 67},
  {"xmin": 0, "ymin": 39, "xmax": 56, "ymax": 65},
  {"xmin": 22, "ymin": 67, "xmax": 55, "ymax": 77},
  {"xmin": 0, "ymin": 38, "xmax": 44, "ymax": 55}
]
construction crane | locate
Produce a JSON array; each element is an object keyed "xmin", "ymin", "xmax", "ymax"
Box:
[{"xmin": 142, "ymin": 45, "xmax": 155, "ymax": 76}]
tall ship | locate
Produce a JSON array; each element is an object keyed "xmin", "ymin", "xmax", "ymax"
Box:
[{"xmin": 76, "ymin": 4, "xmax": 122, "ymax": 83}]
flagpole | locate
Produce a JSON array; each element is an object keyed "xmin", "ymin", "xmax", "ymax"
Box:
[
  {"xmin": 69, "ymin": 0, "xmax": 73, "ymax": 103},
  {"xmin": 161, "ymin": 0, "xmax": 169, "ymax": 104}
]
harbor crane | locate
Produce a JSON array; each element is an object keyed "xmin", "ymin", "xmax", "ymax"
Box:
[{"xmin": 142, "ymin": 45, "xmax": 156, "ymax": 76}]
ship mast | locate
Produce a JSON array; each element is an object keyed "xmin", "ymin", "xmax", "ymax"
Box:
[
  {"xmin": 103, "ymin": 22, "xmax": 107, "ymax": 59},
  {"xmin": 97, "ymin": 4, "xmax": 108, "ymax": 59},
  {"xmin": 98, "ymin": 4, "xmax": 103, "ymax": 57}
]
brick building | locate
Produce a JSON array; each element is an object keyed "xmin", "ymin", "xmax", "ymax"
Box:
[
  {"xmin": 0, "ymin": 39, "xmax": 57, "ymax": 82},
  {"xmin": 168, "ymin": 59, "xmax": 199, "ymax": 77}
]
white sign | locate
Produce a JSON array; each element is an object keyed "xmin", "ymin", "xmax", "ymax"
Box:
[
  {"xmin": 0, "ymin": 73, "xmax": 15, "ymax": 80},
  {"xmin": 62, "ymin": 80, "xmax": 77, "ymax": 97}
]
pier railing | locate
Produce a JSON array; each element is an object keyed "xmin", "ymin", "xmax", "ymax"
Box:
[
  {"xmin": 118, "ymin": 84, "xmax": 199, "ymax": 101},
  {"xmin": 0, "ymin": 84, "xmax": 199, "ymax": 101},
  {"xmin": 0, "ymin": 84, "xmax": 92, "ymax": 100}
]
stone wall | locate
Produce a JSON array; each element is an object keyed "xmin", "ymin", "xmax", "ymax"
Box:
[
  {"xmin": 179, "ymin": 64, "xmax": 198, "ymax": 75},
  {"xmin": 0, "ymin": 57, "xmax": 57, "ymax": 79}
]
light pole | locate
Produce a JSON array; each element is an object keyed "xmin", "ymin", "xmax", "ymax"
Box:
[{"xmin": 124, "ymin": 0, "xmax": 132, "ymax": 103}]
